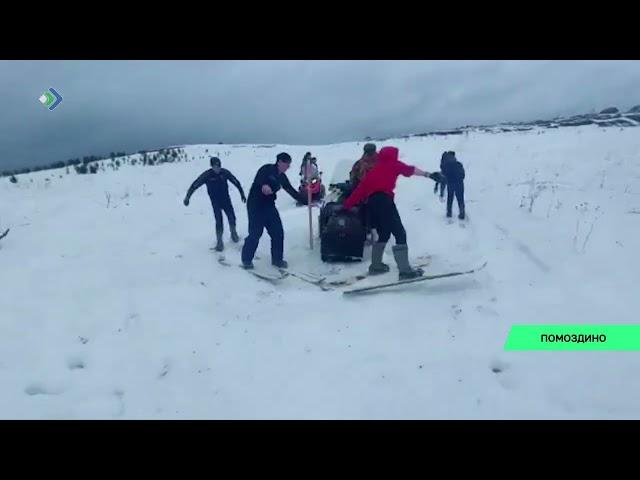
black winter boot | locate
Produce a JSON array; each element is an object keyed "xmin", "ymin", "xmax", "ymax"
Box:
[
  {"xmin": 230, "ymin": 224, "xmax": 240, "ymax": 243},
  {"xmin": 368, "ymin": 242, "xmax": 390, "ymax": 275},
  {"xmin": 392, "ymin": 244, "xmax": 424, "ymax": 280},
  {"xmin": 272, "ymin": 259, "xmax": 288, "ymax": 269},
  {"xmin": 215, "ymin": 231, "xmax": 224, "ymax": 252}
]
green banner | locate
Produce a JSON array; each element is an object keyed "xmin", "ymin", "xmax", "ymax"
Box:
[{"xmin": 504, "ymin": 325, "xmax": 640, "ymax": 350}]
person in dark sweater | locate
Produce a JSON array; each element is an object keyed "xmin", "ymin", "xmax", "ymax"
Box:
[
  {"xmin": 440, "ymin": 151, "xmax": 466, "ymax": 219},
  {"xmin": 183, "ymin": 157, "xmax": 246, "ymax": 251},
  {"xmin": 433, "ymin": 152, "xmax": 447, "ymax": 199},
  {"xmin": 241, "ymin": 152, "xmax": 307, "ymax": 269}
]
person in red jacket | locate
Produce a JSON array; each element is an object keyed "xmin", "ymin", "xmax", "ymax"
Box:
[{"xmin": 343, "ymin": 146, "xmax": 445, "ymax": 280}]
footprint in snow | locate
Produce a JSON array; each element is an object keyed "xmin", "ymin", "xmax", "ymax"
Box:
[
  {"xmin": 490, "ymin": 359, "xmax": 517, "ymax": 391},
  {"xmin": 158, "ymin": 360, "xmax": 171, "ymax": 379},
  {"xmin": 25, "ymin": 383, "xmax": 64, "ymax": 396},
  {"xmin": 67, "ymin": 357, "xmax": 86, "ymax": 371},
  {"xmin": 475, "ymin": 304, "xmax": 500, "ymax": 317}
]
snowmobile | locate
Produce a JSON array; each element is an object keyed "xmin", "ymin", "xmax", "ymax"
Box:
[{"xmin": 319, "ymin": 181, "xmax": 366, "ymax": 262}]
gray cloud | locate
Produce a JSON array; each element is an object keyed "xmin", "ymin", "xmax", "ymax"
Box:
[{"xmin": 1, "ymin": 60, "xmax": 640, "ymax": 170}]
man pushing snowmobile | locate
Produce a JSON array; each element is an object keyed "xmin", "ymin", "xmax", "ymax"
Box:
[
  {"xmin": 349, "ymin": 143, "xmax": 379, "ymax": 242},
  {"xmin": 349, "ymin": 143, "xmax": 379, "ymax": 189},
  {"xmin": 241, "ymin": 152, "xmax": 308, "ymax": 270}
]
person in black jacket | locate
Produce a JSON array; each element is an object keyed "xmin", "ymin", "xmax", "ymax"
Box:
[
  {"xmin": 433, "ymin": 152, "xmax": 447, "ymax": 199},
  {"xmin": 441, "ymin": 151, "xmax": 466, "ymax": 219},
  {"xmin": 241, "ymin": 152, "xmax": 307, "ymax": 269},
  {"xmin": 184, "ymin": 157, "xmax": 246, "ymax": 251}
]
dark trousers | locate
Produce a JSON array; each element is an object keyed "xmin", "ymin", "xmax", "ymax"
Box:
[
  {"xmin": 211, "ymin": 195, "xmax": 236, "ymax": 236},
  {"xmin": 367, "ymin": 192, "xmax": 407, "ymax": 245},
  {"xmin": 434, "ymin": 181, "xmax": 446, "ymax": 198},
  {"xmin": 446, "ymin": 181, "xmax": 465, "ymax": 216},
  {"xmin": 359, "ymin": 202, "xmax": 373, "ymax": 235},
  {"xmin": 241, "ymin": 203, "xmax": 284, "ymax": 264}
]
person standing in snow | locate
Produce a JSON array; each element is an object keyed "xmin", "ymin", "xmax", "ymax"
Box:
[
  {"xmin": 441, "ymin": 151, "xmax": 466, "ymax": 219},
  {"xmin": 183, "ymin": 156, "xmax": 246, "ymax": 252},
  {"xmin": 433, "ymin": 151, "xmax": 448, "ymax": 200},
  {"xmin": 349, "ymin": 143, "xmax": 379, "ymax": 242},
  {"xmin": 241, "ymin": 152, "xmax": 308, "ymax": 270},
  {"xmin": 342, "ymin": 146, "xmax": 445, "ymax": 280},
  {"xmin": 299, "ymin": 152, "xmax": 313, "ymax": 177},
  {"xmin": 349, "ymin": 143, "xmax": 378, "ymax": 189}
]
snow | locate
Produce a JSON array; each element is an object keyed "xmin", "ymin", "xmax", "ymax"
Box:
[{"xmin": 1, "ymin": 125, "xmax": 640, "ymax": 419}]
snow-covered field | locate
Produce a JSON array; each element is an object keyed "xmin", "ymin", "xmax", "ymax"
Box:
[{"xmin": 1, "ymin": 125, "xmax": 639, "ymax": 419}]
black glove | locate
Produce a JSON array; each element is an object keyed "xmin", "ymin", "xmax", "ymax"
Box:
[
  {"xmin": 428, "ymin": 172, "xmax": 446, "ymax": 184},
  {"xmin": 241, "ymin": 194, "xmax": 246, "ymax": 203}
]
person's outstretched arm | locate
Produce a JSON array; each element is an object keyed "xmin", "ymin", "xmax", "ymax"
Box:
[
  {"xmin": 184, "ymin": 170, "xmax": 211, "ymax": 205},
  {"xmin": 281, "ymin": 173, "xmax": 307, "ymax": 204}
]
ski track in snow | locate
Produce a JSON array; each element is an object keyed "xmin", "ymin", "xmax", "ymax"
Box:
[{"xmin": 494, "ymin": 223, "xmax": 551, "ymax": 273}]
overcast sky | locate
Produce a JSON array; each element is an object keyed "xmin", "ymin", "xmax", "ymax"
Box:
[{"xmin": 2, "ymin": 60, "xmax": 640, "ymax": 170}]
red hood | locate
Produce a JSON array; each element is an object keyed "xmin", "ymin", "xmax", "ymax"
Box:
[
  {"xmin": 377, "ymin": 146, "xmax": 399, "ymax": 163},
  {"xmin": 343, "ymin": 145, "xmax": 414, "ymax": 209}
]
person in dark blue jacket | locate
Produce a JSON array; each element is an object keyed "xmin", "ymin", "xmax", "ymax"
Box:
[
  {"xmin": 441, "ymin": 151, "xmax": 466, "ymax": 219},
  {"xmin": 433, "ymin": 152, "xmax": 447, "ymax": 199},
  {"xmin": 184, "ymin": 157, "xmax": 246, "ymax": 251},
  {"xmin": 241, "ymin": 152, "xmax": 307, "ymax": 269}
]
